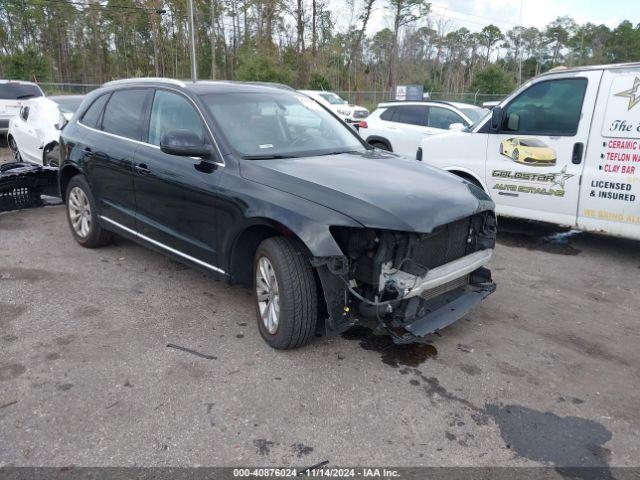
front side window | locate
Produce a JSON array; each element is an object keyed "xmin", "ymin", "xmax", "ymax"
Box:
[
  {"xmin": 428, "ymin": 107, "xmax": 465, "ymax": 129},
  {"xmin": 148, "ymin": 90, "xmax": 205, "ymax": 146},
  {"xmin": 502, "ymin": 78, "xmax": 587, "ymax": 136},
  {"xmin": 101, "ymin": 89, "xmax": 148, "ymax": 140},
  {"xmin": 81, "ymin": 94, "xmax": 110, "ymax": 129},
  {"xmin": 199, "ymin": 92, "xmax": 367, "ymax": 158},
  {"xmin": 394, "ymin": 105, "xmax": 427, "ymax": 126}
]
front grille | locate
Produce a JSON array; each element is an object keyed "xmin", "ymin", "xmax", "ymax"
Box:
[
  {"xmin": 353, "ymin": 110, "xmax": 369, "ymax": 119},
  {"xmin": 420, "ymin": 275, "xmax": 469, "ymax": 301},
  {"xmin": 410, "ymin": 216, "xmax": 474, "ymax": 270}
]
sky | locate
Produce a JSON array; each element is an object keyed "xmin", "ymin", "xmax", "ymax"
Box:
[{"xmin": 329, "ymin": 0, "xmax": 640, "ymax": 34}]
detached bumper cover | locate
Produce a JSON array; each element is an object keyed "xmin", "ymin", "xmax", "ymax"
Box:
[{"xmin": 404, "ymin": 281, "xmax": 496, "ymax": 337}]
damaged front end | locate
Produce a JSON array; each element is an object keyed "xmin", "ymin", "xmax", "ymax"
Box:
[{"xmin": 313, "ymin": 210, "xmax": 497, "ymax": 343}]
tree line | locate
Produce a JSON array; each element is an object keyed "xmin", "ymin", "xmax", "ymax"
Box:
[{"xmin": 1, "ymin": 0, "xmax": 639, "ymax": 98}]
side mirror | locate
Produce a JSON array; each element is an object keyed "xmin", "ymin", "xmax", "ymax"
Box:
[
  {"xmin": 490, "ymin": 106, "xmax": 503, "ymax": 131},
  {"xmin": 449, "ymin": 122, "xmax": 465, "ymax": 131},
  {"xmin": 507, "ymin": 113, "xmax": 520, "ymax": 132},
  {"xmin": 160, "ymin": 130, "xmax": 211, "ymax": 158}
]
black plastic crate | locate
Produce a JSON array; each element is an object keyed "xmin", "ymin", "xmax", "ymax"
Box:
[{"xmin": 0, "ymin": 162, "xmax": 59, "ymax": 212}]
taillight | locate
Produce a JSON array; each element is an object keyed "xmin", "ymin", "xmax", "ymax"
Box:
[{"xmin": 358, "ymin": 121, "xmax": 368, "ymax": 129}]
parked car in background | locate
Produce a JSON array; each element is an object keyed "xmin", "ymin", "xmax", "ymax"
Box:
[
  {"xmin": 358, "ymin": 101, "xmax": 489, "ymax": 157},
  {"xmin": 7, "ymin": 95, "xmax": 84, "ymax": 166},
  {"xmin": 59, "ymin": 78, "xmax": 496, "ymax": 350},
  {"xmin": 419, "ymin": 62, "xmax": 640, "ymax": 241},
  {"xmin": 1, "ymin": 80, "xmax": 44, "ymax": 140},
  {"xmin": 298, "ymin": 89, "xmax": 369, "ymax": 123}
]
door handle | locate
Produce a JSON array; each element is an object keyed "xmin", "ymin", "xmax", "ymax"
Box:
[
  {"xmin": 134, "ymin": 163, "xmax": 151, "ymax": 175},
  {"xmin": 572, "ymin": 142, "xmax": 584, "ymax": 165}
]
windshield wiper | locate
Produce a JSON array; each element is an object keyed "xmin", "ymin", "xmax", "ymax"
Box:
[
  {"xmin": 16, "ymin": 94, "xmax": 37, "ymax": 99},
  {"xmin": 242, "ymin": 154, "xmax": 298, "ymax": 160}
]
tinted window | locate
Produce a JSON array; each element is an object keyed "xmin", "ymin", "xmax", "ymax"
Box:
[
  {"xmin": 81, "ymin": 94, "xmax": 110, "ymax": 129},
  {"xmin": 148, "ymin": 90, "xmax": 205, "ymax": 146},
  {"xmin": 503, "ymin": 78, "xmax": 587, "ymax": 136},
  {"xmin": 428, "ymin": 107, "xmax": 465, "ymax": 129},
  {"xmin": 102, "ymin": 89, "xmax": 149, "ymax": 140},
  {"xmin": 0, "ymin": 83, "xmax": 43, "ymax": 100},
  {"xmin": 380, "ymin": 107, "xmax": 396, "ymax": 121},
  {"xmin": 20, "ymin": 106, "xmax": 29, "ymax": 121},
  {"xmin": 394, "ymin": 106, "xmax": 427, "ymax": 126}
]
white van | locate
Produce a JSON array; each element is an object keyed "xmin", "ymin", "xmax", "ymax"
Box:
[{"xmin": 418, "ymin": 62, "xmax": 640, "ymax": 241}]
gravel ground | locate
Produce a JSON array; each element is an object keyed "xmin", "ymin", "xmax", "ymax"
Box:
[{"xmin": 0, "ymin": 146, "xmax": 639, "ymax": 471}]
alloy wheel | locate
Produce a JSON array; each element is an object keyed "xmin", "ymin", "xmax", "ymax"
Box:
[
  {"xmin": 68, "ymin": 187, "xmax": 92, "ymax": 238},
  {"xmin": 256, "ymin": 256, "xmax": 280, "ymax": 334}
]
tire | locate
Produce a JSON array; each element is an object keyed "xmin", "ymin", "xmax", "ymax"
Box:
[
  {"xmin": 512, "ymin": 149, "xmax": 520, "ymax": 161},
  {"xmin": 43, "ymin": 143, "xmax": 60, "ymax": 167},
  {"xmin": 371, "ymin": 141, "xmax": 391, "ymax": 152},
  {"xmin": 65, "ymin": 175, "xmax": 113, "ymax": 248},
  {"xmin": 253, "ymin": 237, "xmax": 318, "ymax": 350},
  {"xmin": 8, "ymin": 136, "xmax": 22, "ymax": 162}
]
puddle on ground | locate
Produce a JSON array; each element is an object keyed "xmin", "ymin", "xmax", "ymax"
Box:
[{"xmin": 342, "ymin": 326, "xmax": 437, "ymax": 368}]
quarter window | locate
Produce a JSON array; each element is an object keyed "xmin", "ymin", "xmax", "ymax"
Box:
[
  {"xmin": 380, "ymin": 107, "xmax": 396, "ymax": 121},
  {"xmin": 428, "ymin": 107, "xmax": 465, "ymax": 129},
  {"xmin": 81, "ymin": 94, "xmax": 110, "ymax": 129},
  {"xmin": 148, "ymin": 90, "xmax": 205, "ymax": 146},
  {"xmin": 502, "ymin": 78, "xmax": 587, "ymax": 136},
  {"xmin": 102, "ymin": 89, "xmax": 149, "ymax": 140},
  {"xmin": 20, "ymin": 106, "xmax": 29, "ymax": 121}
]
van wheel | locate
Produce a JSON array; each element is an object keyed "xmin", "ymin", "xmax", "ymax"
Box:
[
  {"xmin": 254, "ymin": 237, "xmax": 318, "ymax": 350},
  {"xmin": 371, "ymin": 141, "xmax": 391, "ymax": 152},
  {"xmin": 8, "ymin": 136, "xmax": 22, "ymax": 162},
  {"xmin": 512, "ymin": 149, "xmax": 520, "ymax": 161},
  {"xmin": 65, "ymin": 175, "xmax": 113, "ymax": 248}
]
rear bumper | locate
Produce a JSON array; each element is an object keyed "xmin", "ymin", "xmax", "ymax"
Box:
[{"xmin": 0, "ymin": 119, "xmax": 9, "ymax": 132}]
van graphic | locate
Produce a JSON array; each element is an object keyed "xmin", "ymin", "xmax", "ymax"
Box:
[{"xmin": 500, "ymin": 138, "xmax": 557, "ymax": 166}]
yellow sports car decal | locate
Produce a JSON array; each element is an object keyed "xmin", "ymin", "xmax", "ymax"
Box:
[{"xmin": 500, "ymin": 138, "xmax": 557, "ymax": 166}]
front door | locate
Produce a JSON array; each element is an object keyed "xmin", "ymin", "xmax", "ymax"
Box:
[
  {"xmin": 133, "ymin": 89, "xmax": 222, "ymax": 266},
  {"xmin": 485, "ymin": 72, "xmax": 602, "ymax": 226}
]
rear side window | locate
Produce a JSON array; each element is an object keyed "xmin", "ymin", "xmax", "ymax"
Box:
[
  {"xmin": 81, "ymin": 94, "xmax": 110, "ymax": 129},
  {"xmin": 503, "ymin": 78, "xmax": 587, "ymax": 136},
  {"xmin": 102, "ymin": 89, "xmax": 149, "ymax": 140},
  {"xmin": 0, "ymin": 83, "xmax": 43, "ymax": 100},
  {"xmin": 380, "ymin": 107, "xmax": 396, "ymax": 121},
  {"xmin": 394, "ymin": 105, "xmax": 427, "ymax": 126}
]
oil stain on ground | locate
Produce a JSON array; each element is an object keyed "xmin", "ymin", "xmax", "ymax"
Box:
[
  {"xmin": 342, "ymin": 326, "xmax": 437, "ymax": 367},
  {"xmin": 485, "ymin": 403, "xmax": 613, "ymax": 480}
]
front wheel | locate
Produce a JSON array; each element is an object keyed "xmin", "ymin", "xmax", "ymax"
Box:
[
  {"xmin": 254, "ymin": 237, "xmax": 318, "ymax": 349},
  {"xmin": 65, "ymin": 175, "xmax": 113, "ymax": 248},
  {"xmin": 512, "ymin": 149, "xmax": 520, "ymax": 162}
]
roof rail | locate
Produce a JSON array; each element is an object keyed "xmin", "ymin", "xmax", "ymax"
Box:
[{"xmin": 102, "ymin": 77, "xmax": 187, "ymax": 88}]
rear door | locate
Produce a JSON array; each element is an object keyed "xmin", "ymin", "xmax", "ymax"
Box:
[
  {"xmin": 425, "ymin": 105, "xmax": 468, "ymax": 135},
  {"xmin": 485, "ymin": 71, "xmax": 602, "ymax": 226},
  {"xmin": 577, "ymin": 69, "xmax": 640, "ymax": 240},
  {"xmin": 82, "ymin": 88, "xmax": 152, "ymax": 229}
]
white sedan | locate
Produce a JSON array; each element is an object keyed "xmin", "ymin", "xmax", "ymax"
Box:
[
  {"xmin": 298, "ymin": 90, "xmax": 369, "ymax": 123},
  {"xmin": 8, "ymin": 95, "xmax": 84, "ymax": 166}
]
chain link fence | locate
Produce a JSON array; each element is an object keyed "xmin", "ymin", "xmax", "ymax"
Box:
[{"xmin": 336, "ymin": 91, "xmax": 506, "ymax": 111}]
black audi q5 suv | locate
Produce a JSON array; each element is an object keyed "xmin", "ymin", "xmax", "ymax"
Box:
[{"xmin": 59, "ymin": 78, "xmax": 496, "ymax": 349}]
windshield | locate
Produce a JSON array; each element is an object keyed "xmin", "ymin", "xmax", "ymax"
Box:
[
  {"xmin": 460, "ymin": 107, "xmax": 489, "ymax": 125},
  {"xmin": 519, "ymin": 139, "xmax": 547, "ymax": 147},
  {"xmin": 0, "ymin": 83, "xmax": 43, "ymax": 100},
  {"xmin": 199, "ymin": 92, "xmax": 367, "ymax": 158},
  {"xmin": 51, "ymin": 96, "xmax": 84, "ymax": 114},
  {"xmin": 319, "ymin": 92, "xmax": 348, "ymax": 105}
]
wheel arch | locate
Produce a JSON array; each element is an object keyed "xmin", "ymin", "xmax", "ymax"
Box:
[
  {"xmin": 365, "ymin": 135, "xmax": 393, "ymax": 151},
  {"xmin": 59, "ymin": 164, "xmax": 83, "ymax": 201},
  {"xmin": 444, "ymin": 167, "xmax": 488, "ymax": 192}
]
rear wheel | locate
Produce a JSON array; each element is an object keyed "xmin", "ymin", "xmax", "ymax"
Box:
[
  {"xmin": 65, "ymin": 175, "xmax": 113, "ymax": 248},
  {"xmin": 8, "ymin": 136, "xmax": 22, "ymax": 162},
  {"xmin": 254, "ymin": 237, "xmax": 318, "ymax": 350}
]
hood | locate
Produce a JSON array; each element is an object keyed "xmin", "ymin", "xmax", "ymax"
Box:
[{"xmin": 240, "ymin": 151, "xmax": 493, "ymax": 233}]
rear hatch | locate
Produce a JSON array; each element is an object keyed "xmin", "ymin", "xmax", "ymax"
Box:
[{"xmin": 0, "ymin": 82, "xmax": 43, "ymax": 118}]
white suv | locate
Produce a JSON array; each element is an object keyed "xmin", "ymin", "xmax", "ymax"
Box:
[
  {"xmin": 1, "ymin": 80, "xmax": 44, "ymax": 139},
  {"xmin": 299, "ymin": 90, "xmax": 369, "ymax": 123},
  {"xmin": 358, "ymin": 101, "xmax": 488, "ymax": 157}
]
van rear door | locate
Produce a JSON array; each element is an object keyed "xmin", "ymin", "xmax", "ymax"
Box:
[
  {"xmin": 484, "ymin": 71, "xmax": 602, "ymax": 226},
  {"xmin": 577, "ymin": 69, "xmax": 640, "ymax": 240}
]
